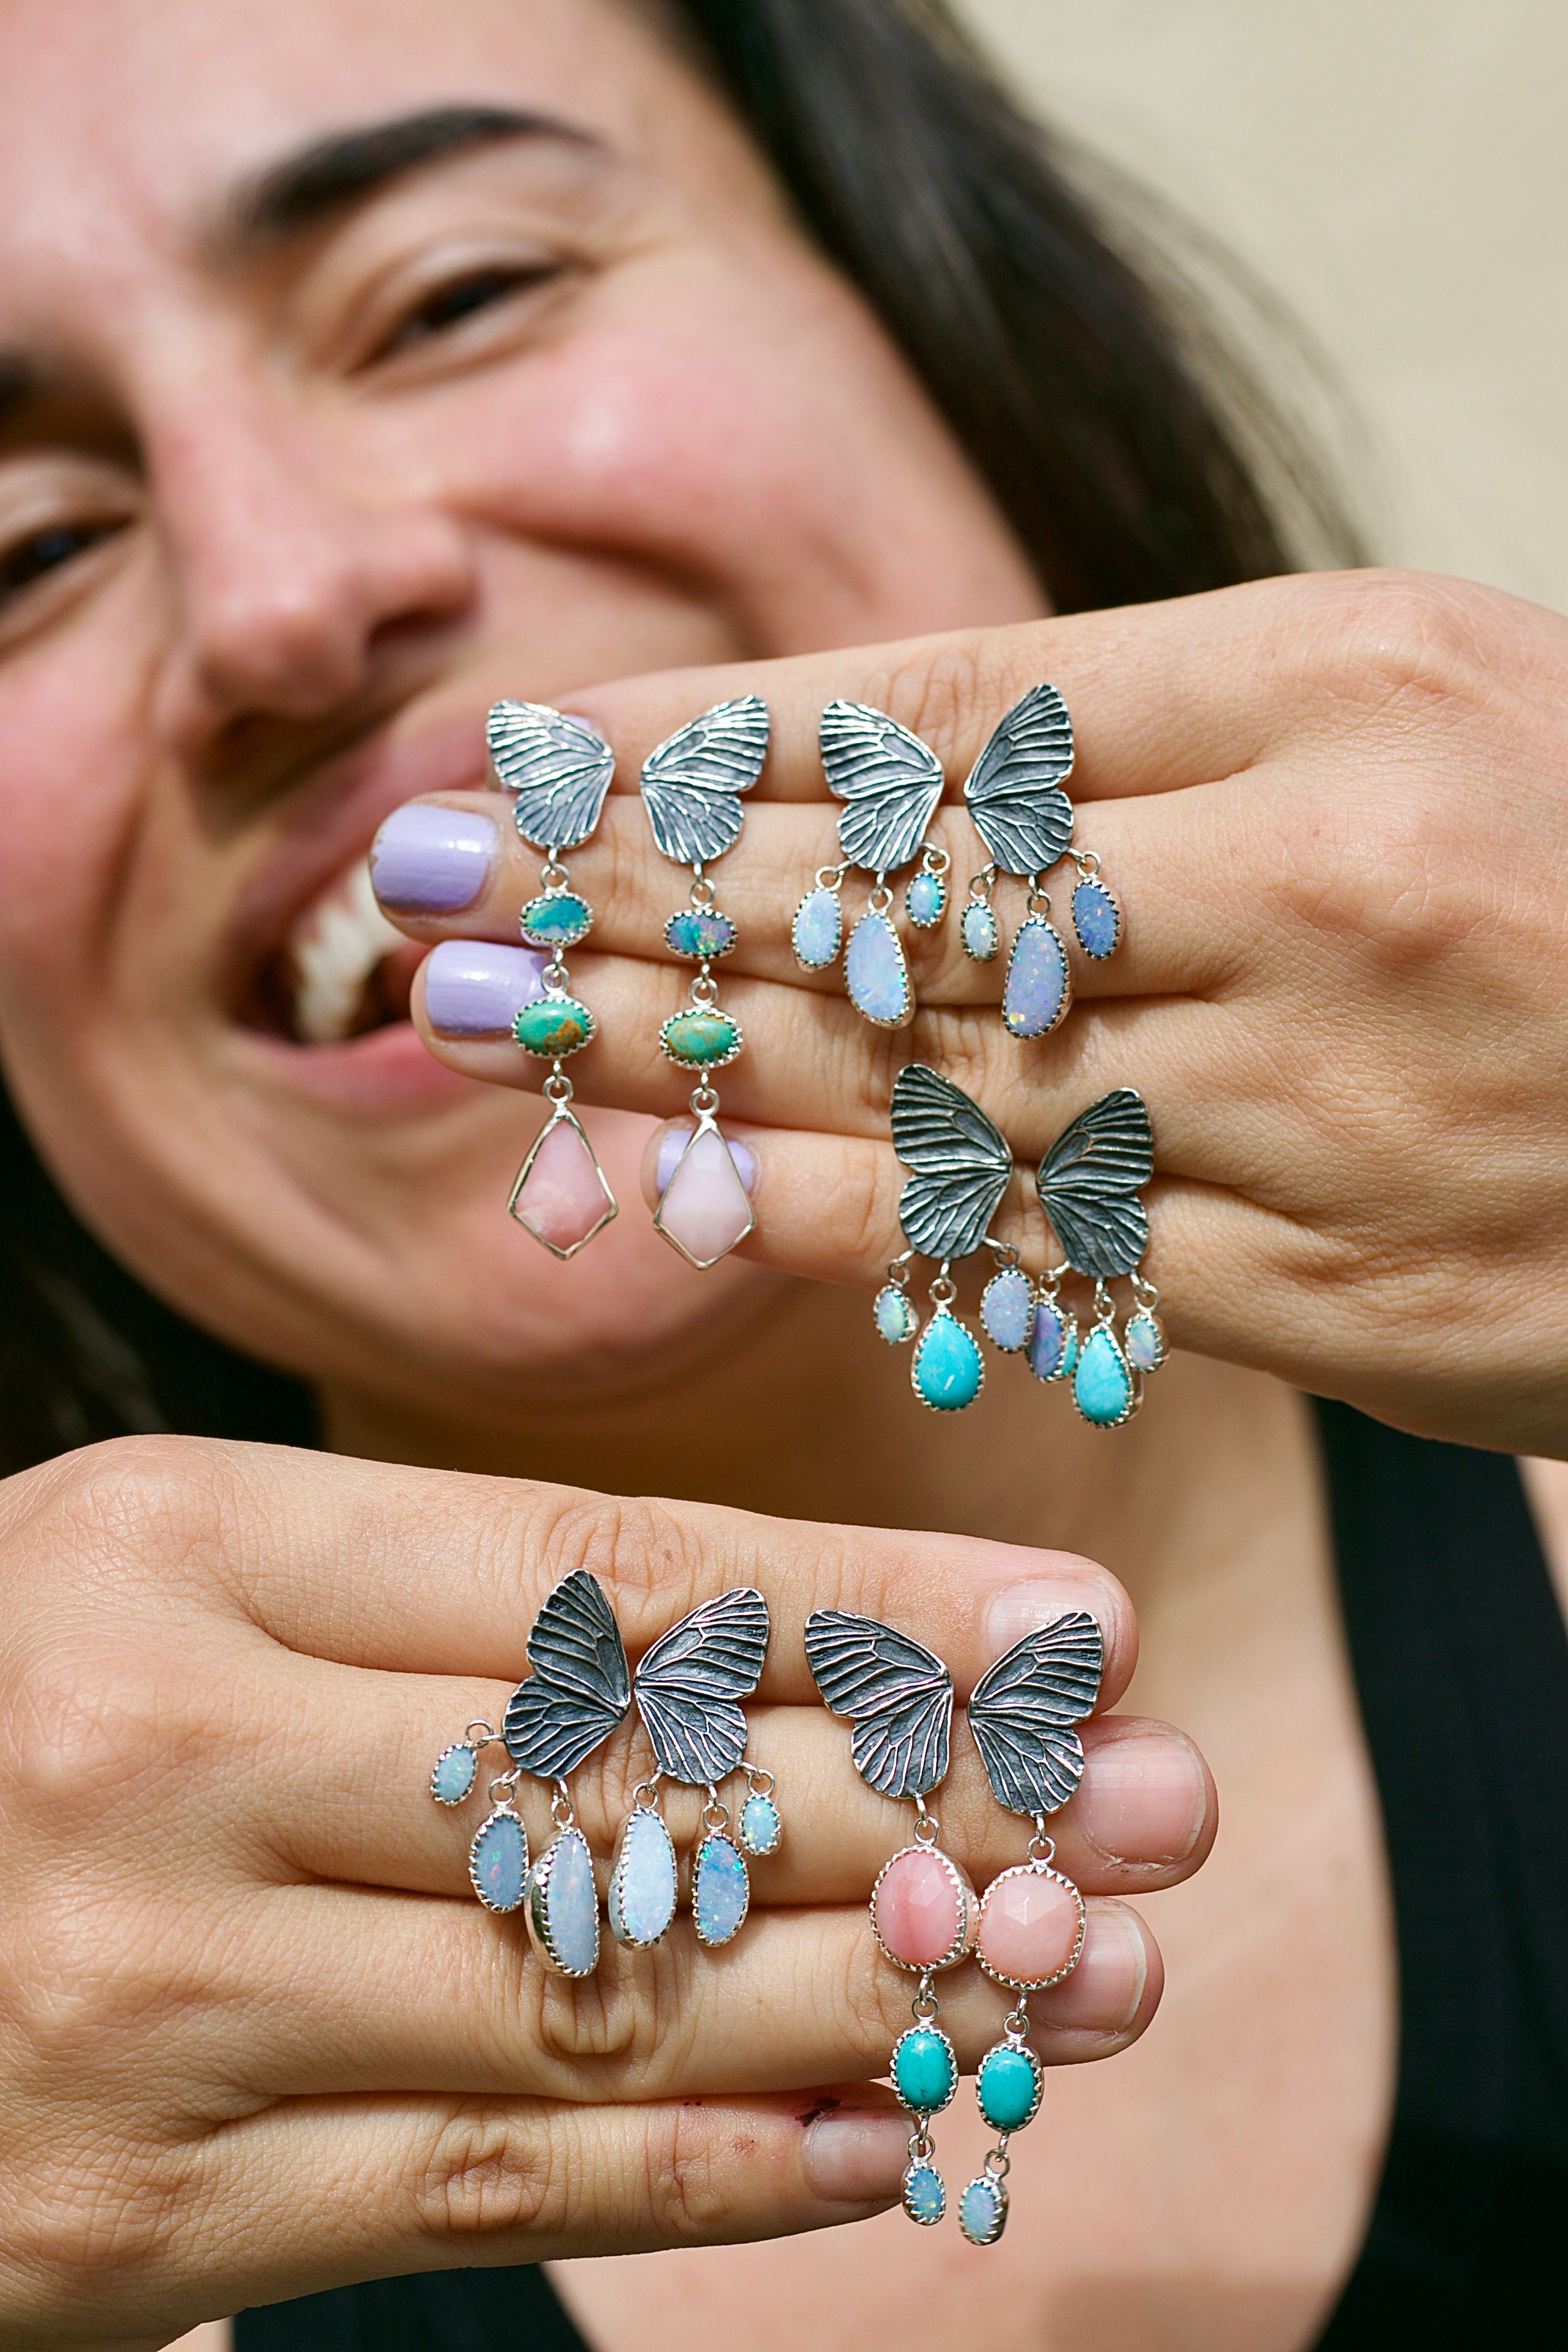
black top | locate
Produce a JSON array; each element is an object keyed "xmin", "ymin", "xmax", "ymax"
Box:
[{"xmin": 237, "ymin": 1402, "xmax": 1568, "ymax": 2350}]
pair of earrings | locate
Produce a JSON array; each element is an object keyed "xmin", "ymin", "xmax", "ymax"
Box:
[
  {"xmin": 793, "ymin": 683, "xmax": 1121, "ymax": 1036},
  {"xmin": 430, "ymin": 1570, "xmax": 782, "ymax": 1975},
  {"xmin": 875, "ymin": 1065, "xmax": 1163, "ymax": 1423},
  {"xmin": 486, "ymin": 695, "xmax": 766, "ymax": 1271},
  {"xmin": 806, "ymin": 1603, "xmax": 1104, "ymax": 2246}
]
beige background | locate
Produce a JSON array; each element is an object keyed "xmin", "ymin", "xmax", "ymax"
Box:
[{"xmin": 959, "ymin": 0, "xmax": 1568, "ymax": 611}]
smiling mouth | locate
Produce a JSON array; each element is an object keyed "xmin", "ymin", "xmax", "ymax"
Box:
[{"xmin": 245, "ymin": 855, "xmax": 426, "ymax": 1045}]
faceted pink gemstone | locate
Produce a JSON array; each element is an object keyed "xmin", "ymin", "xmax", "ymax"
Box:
[
  {"xmin": 655, "ymin": 1126, "xmax": 754, "ymax": 1269},
  {"xmin": 511, "ymin": 1116, "xmax": 614, "ymax": 1255},
  {"xmin": 873, "ymin": 1846, "xmax": 975, "ymax": 1969},
  {"xmin": 976, "ymin": 1865, "xmax": 1084, "ymax": 1989}
]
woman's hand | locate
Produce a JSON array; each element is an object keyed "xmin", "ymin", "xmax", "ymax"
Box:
[
  {"xmin": 387, "ymin": 568, "xmax": 1568, "ymax": 1456},
  {"xmin": 0, "ymin": 1436, "xmax": 1206, "ymax": 2350}
]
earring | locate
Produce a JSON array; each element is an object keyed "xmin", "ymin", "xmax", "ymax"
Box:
[
  {"xmin": 639, "ymin": 696, "xmax": 770, "ymax": 1268},
  {"xmin": 486, "ymin": 700, "xmax": 619, "ymax": 1256},
  {"xmin": 795, "ymin": 702, "xmax": 947, "ymax": 1029},
  {"xmin": 609, "ymin": 1586, "xmax": 775, "ymax": 1952},
  {"xmin": 958, "ymin": 1608, "xmax": 1104, "ymax": 2245},
  {"xmin": 1033, "ymin": 1089, "xmax": 1160, "ymax": 1427},
  {"xmin": 804, "ymin": 1610, "xmax": 975, "ymax": 2230},
  {"xmin": 876, "ymin": 1062, "xmax": 1021, "ymax": 1411}
]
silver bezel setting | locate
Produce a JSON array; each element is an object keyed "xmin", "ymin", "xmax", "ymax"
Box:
[
  {"xmin": 1071, "ymin": 876, "xmax": 1123, "ymax": 961},
  {"xmin": 975, "ymin": 1861, "xmax": 1087, "ymax": 1991},
  {"xmin": 652, "ymin": 1112, "xmax": 756, "ymax": 1269},
  {"xmin": 691, "ymin": 1832, "xmax": 751, "ymax": 1947},
  {"xmin": 901, "ymin": 2162, "xmax": 947, "ymax": 2226},
  {"xmin": 1001, "ymin": 915, "xmax": 1073, "ymax": 1041},
  {"xmin": 979, "ymin": 1269, "xmax": 1035, "ymax": 1354},
  {"xmin": 737, "ymin": 1794, "xmax": 782, "ymax": 1858},
  {"xmin": 467, "ymin": 1803, "xmax": 530, "ymax": 1915},
  {"xmin": 1125, "ymin": 1310, "xmax": 1167, "ymax": 1374},
  {"xmin": 870, "ymin": 1842, "xmax": 978, "ymax": 1973},
  {"xmin": 525, "ymin": 1826, "xmax": 602, "ymax": 1977},
  {"xmin": 663, "ymin": 907, "xmax": 739, "ymax": 961},
  {"xmin": 1070, "ymin": 1328, "xmax": 1143, "ymax": 1431},
  {"xmin": 958, "ymin": 2173, "xmax": 1009, "ymax": 2247},
  {"xmin": 910, "ymin": 1308, "xmax": 986, "ymax": 1414},
  {"xmin": 975, "ymin": 2037, "xmax": 1045, "ymax": 2134},
  {"xmin": 791, "ymin": 886, "xmax": 843, "ymax": 970},
  {"xmin": 431, "ymin": 1742, "xmax": 478, "ymax": 1806},
  {"xmin": 508, "ymin": 1104, "xmax": 618, "ymax": 1260},
  {"xmin": 658, "ymin": 1008, "xmax": 744, "ymax": 1073},
  {"xmin": 960, "ymin": 900, "xmax": 1001, "ymax": 962},
  {"xmin": 519, "ymin": 890, "xmax": 594, "ymax": 951},
  {"xmin": 607, "ymin": 1806, "xmax": 678, "ymax": 1951},
  {"xmin": 511, "ymin": 991, "xmax": 597, "ymax": 1058},
  {"xmin": 890, "ymin": 2021, "xmax": 960, "ymax": 2116},
  {"xmin": 844, "ymin": 909, "xmax": 914, "ymax": 1030}
]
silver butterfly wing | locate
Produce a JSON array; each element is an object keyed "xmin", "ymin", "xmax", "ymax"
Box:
[
  {"xmin": 640, "ymin": 695, "xmax": 771, "ymax": 867},
  {"xmin": 1035, "ymin": 1089, "xmax": 1154, "ymax": 1278},
  {"xmin": 632, "ymin": 1586, "xmax": 771, "ymax": 1785},
  {"xmin": 963, "ymin": 683, "xmax": 1076, "ymax": 877},
  {"xmin": 821, "ymin": 701, "xmax": 945, "ymax": 877},
  {"xmin": 503, "ymin": 1568, "xmax": 632, "ymax": 1779},
  {"xmin": 967, "ymin": 1609, "xmax": 1104, "ymax": 1816},
  {"xmin": 487, "ymin": 700, "xmax": 615, "ymax": 854},
  {"xmin": 803, "ymin": 1608, "xmax": 953, "ymax": 1800},
  {"xmin": 891, "ymin": 1063, "xmax": 1014, "ymax": 1263}
]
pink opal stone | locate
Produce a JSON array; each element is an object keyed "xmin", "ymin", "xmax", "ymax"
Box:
[
  {"xmin": 872, "ymin": 1846, "xmax": 976, "ymax": 1970},
  {"xmin": 976, "ymin": 1864, "xmax": 1085, "ymax": 1990},
  {"xmin": 655, "ymin": 1126, "xmax": 755, "ymax": 1269},
  {"xmin": 510, "ymin": 1115, "xmax": 615, "ymax": 1256}
]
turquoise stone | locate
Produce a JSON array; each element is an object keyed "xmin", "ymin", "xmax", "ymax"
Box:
[
  {"xmin": 739, "ymin": 1795, "xmax": 781, "ymax": 1857},
  {"xmin": 1027, "ymin": 1301, "xmax": 1073, "ymax": 1384},
  {"xmin": 513, "ymin": 995, "xmax": 594, "ymax": 1057},
  {"xmin": 913, "ymin": 1310, "xmax": 983, "ymax": 1410},
  {"xmin": 892, "ymin": 2025, "xmax": 958, "ymax": 2114},
  {"xmin": 1125, "ymin": 1310, "xmax": 1166, "ymax": 1372},
  {"xmin": 665, "ymin": 907, "xmax": 737, "ymax": 961},
  {"xmin": 468, "ymin": 1808, "xmax": 528, "ymax": 1913},
  {"xmin": 792, "ymin": 887, "xmax": 843, "ymax": 969},
  {"xmin": 1002, "ymin": 918, "xmax": 1069, "ymax": 1039},
  {"xmin": 529, "ymin": 1827, "xmax": 600, "ymax": 1976},
  {"xmin": 845, "ymin": 912, "xmax": 912, "ymax": 1026},
  {"xmin": 431, "ymin": 1742, "xmax": 477, "ymax": 1805},
  {"xmin": 1074, "ymin": 1325, "xmax": 1135, "ymax": 1426},
  {"xmin": 977, "ymin": 2043, "xmax": 1042, "ymax": 2132},
  {"xmin": 661, "ymin": 1009, "xmax": 742, "ymax": 1068},
  {"xmin": 608, "ymin": 1806, "xmax": 677, "ymax": 1948},
  {"xmin": 1062, "ymin": 1326, "xmax": 1080, "ymax": 1375},
  {"xmin": 873, "ymin": 1284, "xmax": 918, "ymax": 1345},
  {"xmin": 902, "ymin": 2163, "xmax": 946, "ymax": 2226},
  {"xmin": 958, "ymin": 2174, "xmax": 1007, "ymax": 2246},
  {"xmin": 693, "ymin": 1834, "xmax": 750, "ymax": 1946},
  {"xmin": 906, "ymin": 870, "xmax": 946, "ymax": 928},
  {"xmin": 961, "ymin": 901, "xmax": 999, "ymax": 961},
  {"xmin": 1073, "ymin": 878, "xmax": 1121, "ymax": 960},
  {"xmin": 520, "ymin": 891, "xmax": 592, "ymax": 949},
  {"xmin": 981, "ymin": 1268, "xmax": 1034, "ymax": 1353}
]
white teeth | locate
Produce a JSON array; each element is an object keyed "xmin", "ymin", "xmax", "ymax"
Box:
[{"xmin": 287, "ymin": 859, "xmax": 405, "ymax": 1043}]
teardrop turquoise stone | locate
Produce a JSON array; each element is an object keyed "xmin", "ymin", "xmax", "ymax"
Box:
[
  {"xmin": 431, "ymin": 1742, "xmax": 477, "ymax": 1805},
  {"xmin": 903, "ymin": 2163, "xmax": 946, "ymax": 2225},
  {"xmin": 1074, "ymin": 1326, "xmax": 1135, "ymax": 1425},
  {"xmin": 959, "ymin": 2174, "xmax": 1007, "ymax": 2246},
  {"xmin": 469, "ymin": 1809, "xmax": 528, "ymax": 1912},
  {"xmin": 845, "ymin": 912, "xmax": 911, "ymax": 1025},
  {"xmin": 913, "ymin": 1312, "xmax": 983, "ymax": 1410},
  {"xmin": 1002, "ymin": 918, "xmax": 1069, "ymax": 1039},
  {"xmin": 977, "ymin": 2042, "xmax": 1041, "ymax": 2132},
  {"xmin": 694, "ymin": 1834, "xmax": 751, "ymax": 1945},
  {"xmin": 892, "ymin": 2025, "xmax": 958, "ymax": 2114},
  {"xmin": 520, "ymin": 892, "xmax": 592, "ymax": 949},
  {"xmin": 792, "ymin": 887, "xmax": 842, "ymax": 969},
  {"xmin": 1072, "ymin": 878, "xmax": 1121, "ymax": 959}
]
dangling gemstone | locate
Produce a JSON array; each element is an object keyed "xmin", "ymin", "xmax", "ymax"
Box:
[
  {"xmin": 961, "ymin": 902, "xmax": 999, "ymax": 961},
  {"xmin": 693, "ymin": 1834, "xmax": 751, "ymax": 1946},
  {"xmin": 873, "ymin": 1284, "xmax": 918, "ymax": 1344},
  {"xmin": 513, "ymin": 994, "xmax": 596, "ymax": 1057},
  {"xmin": 891, "ymin": 2024, "xmax": 959, "ymax": 2114},
  {"xmin": 468, "ymin": 1808, "xmax": 529, "ymax": 1913},
  {"xmin": 976, "ymin": 2040, "xmax": 1043, "ymax": 2132},
  {"xmin": 981, "ymin": 1268, "xmax": 1034, "ymax": 1352},
  {"xmin": 906, "ymin": 869, "xmax": 947, "ymax": 929},
  {"xmin": 872, "ymin": 1844, "xmax": 977, "ymax": 1969},
  {"xmin": 526, "ymin": 1826, "xmax": 600, "ymax": 1976},
  {"xmin": 1027, "ymin": 1300, "xmax": 1075, "ymax": 1383},
  {"xmin": 607, "ymin": 1806, "xmax": 678, "ymax": 1949},
  {"xmin": 976, "ymin": 1861, "xmax": 1087, "ymax": 1990},
  {"xmin": 655, "ymin": 1126, "xmax": 755, "ymax": 1267},
  {"xmin": 792, "ymin": 887, "xmax": 843, "ymax": 969},
  {"xmin": 431, "ymin": 1742, "xmax": 478, "ymax": 1805},
  {"xmin": 520, "ymin": 891, "xmax": 593, "ymax": 950},
  {"xmin": 1073, "ymin": 1325, "xmax": 1137, "ymax": 1426},
  {"xmin": 1002, "ymin": 918, "xmax": 1070, "ymax": 1040},
  {"xmin": 665, "ymin": 907, "xmax": 738, "ymax": 960},
  {"xmin": 1072, "ymin": 878, "xmax": 1121, "ymax": 960},
  {"xmin": 958, "ymin": 2174, "xmax": 1008, "ymax": 2246},
  {"xmin": 738, "ymin": 1793, "xmax": 781, "ymax": 1856},
  {"xmin": 1125, "ymin": 1309, "xmax": 1166, "ymax": 1373},
  {"xmin": 845, "ymin": 912, "xmax": 913, "ymax": 1027},
  {"xmin": 902, "ymin": 2163, "xmax": 946, "ymax": 2226},
  {"xmin": 913, "ymin": 1309, "xmax": 984, "ymax": 1410},
  {"xmin": 660, "ymin": 1008, "xmax": 743, "ymax": 1068},
  {"xmin": 509, "ymin": 1111, "xmax": 617, "ymax": 1257}
]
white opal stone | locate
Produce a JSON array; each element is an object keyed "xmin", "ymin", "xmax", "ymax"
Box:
[
  {"xmin": 981, "ymin": 1268, "xmax": 1034, "ymax": 1352},
  {"xmin": 527, "ymin": 1827, "xmax": 601, "ymax": 1976},
  {"xmin": 468, "ymin": 1808, "xmax": 528, "ymax": 1913},
  {"xmin": 608, "ymin": 1806, "xmax": 678, "ymax": 1947},
  {"xmin": 1002, "ymin": 918, "xmax": 1070, "ymax": 1040},
  {"xmin": 792, "ymin": 887, "xmax": 842, "ymax": 969},
  {"xmin": 959, "ymin": 2174, "xmax": 1008, "ymax": 2246},
  {"xmin": 845, "ymin": 912, "xmax": 912, "ymax": 1027},
  {"xmin": 693, "ymin": 1834, "xmax": 750, "ymax": 1946},
  {"xmin": 654, "ymin": 1126, "xmax": 755, "ymax": 1269}
]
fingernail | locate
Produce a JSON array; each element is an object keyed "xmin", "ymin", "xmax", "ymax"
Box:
[
  {"xmin": 423, "ymin": 940, "xmax": 547, "ymax": 1034},
  {"xmin": 1083, "ymin": 1728, "xmax": 1207, "ymax": 1864},
  {"xmin": 653, "ymin": 1122, "xmax": 756, "ymax": 1197},
  {"xmin": 984, "ymin": 1580, "xmax": 1109, "ymax": 1664},
  {"xmin": 1035, "ymin": 1902, "xmax": 1148, "ymax": 2037},
  {"xmin": 371, "ymin": 803, "xmax": 497, "ymax": 913},
  {"xmin": 801, "ymin": 2108, "xmax": 909, "ymax": 2204}
]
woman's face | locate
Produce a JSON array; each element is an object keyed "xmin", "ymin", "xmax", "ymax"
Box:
[{"xmin": 0, "ymin": 0, "xmax": 1043, "ymax": 1415}]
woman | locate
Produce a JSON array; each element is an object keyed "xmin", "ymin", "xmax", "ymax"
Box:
[{"xmin": 1, "ymin": 2, "xmax": 1565, "ymax": 2348}]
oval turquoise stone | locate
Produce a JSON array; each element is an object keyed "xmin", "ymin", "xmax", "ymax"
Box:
[
  {"xmin": 694, "ymin": 1834, "xmax": 750, "ymax": 1945},
  {"xmin": 520, "ymin": 892, "xmax": 592, "ymax": 949},
  {"xmin": 431, "ymin": 1742, "xmax": 477, "ymax": 1805},
  {"xmin": 534, "ymin": 1827, "xmax": 599, "ymax": 1975},
  {"xmin": 792, "ymin": 887, "xmax": 842, "ymax": 969},
  {"xmin": 892, "ymin": 2025, "xmax": 958, "ymax": 2114},
  {"xmin": 902, "ymin": 2163, "xmax": 946, "ymax": 2226},
  {"xmin": 608, "ymin": 1806, "xmax": 678, "ymax": 1947},
  {"xmin": 1073, "ymin": 878, "xmax": 1121, "ymax": 959},
  {"xmin": 1002, "ymin": 918, "xmax": 1069, "ymax": 1039},
  {"xmin": 661, "ymin": 1009, "xmax": 742, "ymax": 1067},
  {"xmin": 513, "ymin": 996, "xmax": 594, "ymax": 1057},
  {"xmin": 913, "ymin": 1312, "xmax": 983, "ymax": 1411},
  {"xmin": 981, "ymin": 1268, "xmax": 1034, "ymax": 1353},
  {"xmin": 959, "ymin": 2174, "xmax": 1007, "ymax": 2246},
  {"xmin": 1074, "ymin": 1326, "xmax": 1134, "ymax": 1425},
  {"xmin": 961, "ymin": 901, "xmax": 999, "ymax": 961},
  {"xmin": 469, "ymin": 1809, "xmax": 528, "ymax": 1913},
  {"xmin": 845, "ymin": 912, "xmax": 911, "ymax": 1026},
  {"xmin": 906, "ymin": 870, "xmax": 946, "ymax": 928},
  {"xmin": 739, "ymin": 1795, "xmax": 781, "ymax": 1857},
  {"xmin": 977, "ymin": 2043, "xmax": 1041, "ymax": 2132},
  {"xmin": 873, "ymin": 1284, "xmax": 918, "ymax": 1344},
  {"xmin": 665, "ymin": 907, "xmax": 737, "ymax": 960}
]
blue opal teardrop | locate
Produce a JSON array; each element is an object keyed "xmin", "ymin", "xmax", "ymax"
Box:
[
  {"xmin": 739, "ymin": 1794, "xmax": 782, "ymax": 1857},
  {"xmin": 1002, "ymin": 918, "xmax": 1070, "ymax": 1039},
  {"xmin": 906, "ymin": 870, "xmax": 947, "ymax": 929},
  {"xmin": 1125, "ymin": 1309, "xmax": 1166, "ymax": 1372},
  {"xmin": 1073, "ymin": 1325, "xmax": 1136, "ymax": 1426},
  {"xmin": 693, "ymin": 1834, "xmax": 751, "ymax": 1946},
  {"xmin": 1027, "ymin": 1301, "xmax": 1074, "ymax": 1384},
  {"xmin": 792, "ymin": 887, "xmax": 842, "ymax": 970},
  {"xmin": 431, "ymin": 1742, "xmax": 478, "ymax": 1805},
  {"xmin": 958, "ymin": 2173, "xmax": 1008, "ymax": 2246},
  {"xmin": 903, "ymin": 2163, "xmax": 946, "ymax": 2226},
  {"xmin": 468, "ymin": 1808, "xmax": 528, "ymax": 1913},
  {"xmin": 977, "ymin": 2042, "xmax": 1043, "ymax": 2132},
  {"xmin": 981, "ymin": 1268, "xmax": 1034, "ymax": 1352},
  {"xmin": 912, "ymin": 1310, "xmax": 984, "ymax": 1410},
  {"xmin": 961, "ymin": 901, "xmax": 999, "ymax": 961},
  {"xmin": 527, "ymin": 1826, "xmax": 600, "ymax": 1976},
  {"xmin": 520, "ymin": 891, "xmax": 593, "ymax": 950},
  {"xmin": 665, "ymin": 907, "xmax": 738, "ymax": 960},
  {"xmin": 892, "ymin": 2025, "xmax": 958, "ymax": 2114},
  {"xmin": 873, "ymin": 1284, "xmax": 918, "ymax": 1344},
  {"xmin": 846, "ymin": 912, "xmax": 913, "ymax": 1026},
  {"xmin": 1072, "ymin": 878, "xmax": 1121, "ymax": 959},
  {"xmin": 608, "ymin": 1806, "xmax": 678, "ymax": 1949}
]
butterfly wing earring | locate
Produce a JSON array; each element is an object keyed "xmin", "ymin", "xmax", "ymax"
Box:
[
  {"xmin": 487, "ymin": 700, "xmax": 619, "ymax": 1256},
  {"xmin": 878, "ymin": 1063, "xmax": 1021, "ymax": 1411},
  {"xmin": 640, "ymin": 697, "xmax": 769, "ymax": 1267},
  {"xmin": 796, "ymin": 703, "xmax": 947, "ymax": 1028},
  {"xmin": 1033, "ymin": 1090, "xmax": 1159, "ymax": 1426}
]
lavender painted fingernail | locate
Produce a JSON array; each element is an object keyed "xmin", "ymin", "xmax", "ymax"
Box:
[
  {"xmin": 655, "ymin": 1124, "xmax": 757, "ymax": 1196},
  {"xmin": 424, "ymin": 941, "xmax": 547, "ymax": 1035},
  {"xmin": 371, "ymin": 803, "xmax": 497, "ymax": 914}
]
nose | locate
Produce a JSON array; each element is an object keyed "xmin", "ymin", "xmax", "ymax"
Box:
[{"xmin": 149, "ymin": 377, "xmax": 475, "ymax": 762}]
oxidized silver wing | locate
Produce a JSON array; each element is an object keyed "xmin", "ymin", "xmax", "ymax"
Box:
[
  {"xmin": 632, "ymin": 1586, "xmax": 771, "ymax": 1785},
  {"xmin": 640, "ymin": 695, "xmax": 771, "ymax": 866},
  {"xmin": 1035, "ymin": 1089, "xmax": 1154, "ymax": 1278},
  {"xmin": 891, "ymin": 1063, "xmax": 1014, "ymax": 1263},
  {"xmin": 963, "ymin": 683, "xmax": 1076, "ymax": 877},
  {"xmin": 966, "ymin": 1609, "xmax": 1103, "ymax": 1816},
  {"xmin": 821, "ymin": 701, "xmax": 945, "ymax": 877},
  {"xmin": 804, "ymin": 1608, "xmax": 952, "ymax": 1800},
  {"xmin": 503, "ymin": 1568, "xmax": 632, "ymax": 1779},
  {"xmin": 488, "ymin": 700, "xmax": 616, "ymax": 854}
]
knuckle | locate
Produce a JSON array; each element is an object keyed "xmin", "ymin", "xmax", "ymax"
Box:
[
  {"xmin": 412, "ymin": 2100, "xmax": 555, "ymax": 2242},
  {"xmin": 1310, "ymin": 568, "xmax": 1495, "ymax": 723},
  {"xmin": 518, "ymin": 1490, "xmax": 712, "ymax": 1648},
  {"xmin": 7, "ymin": 1434, "xmax": 234, "ymax": 1598},
  {"xmin": 637, "ymin": 2099, "xmax": 732, "ymax": 2240}
]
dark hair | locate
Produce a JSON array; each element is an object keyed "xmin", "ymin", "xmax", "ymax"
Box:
[{"xmin": 0, "ymin": 0, "xmax": 1363, "ymax": 1475}]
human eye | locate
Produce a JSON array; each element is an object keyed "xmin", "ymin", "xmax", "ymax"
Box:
[
  {"xmin": 0, "ymin": 469, "xmax": 139, "ymax": 647},
  {"xmin": 1, "ymin": 515, "xmax": 126, "ymax": 602},
  {"xmin": 374, "ymin": 259, "xmax": 567, "ymax": 357}
]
